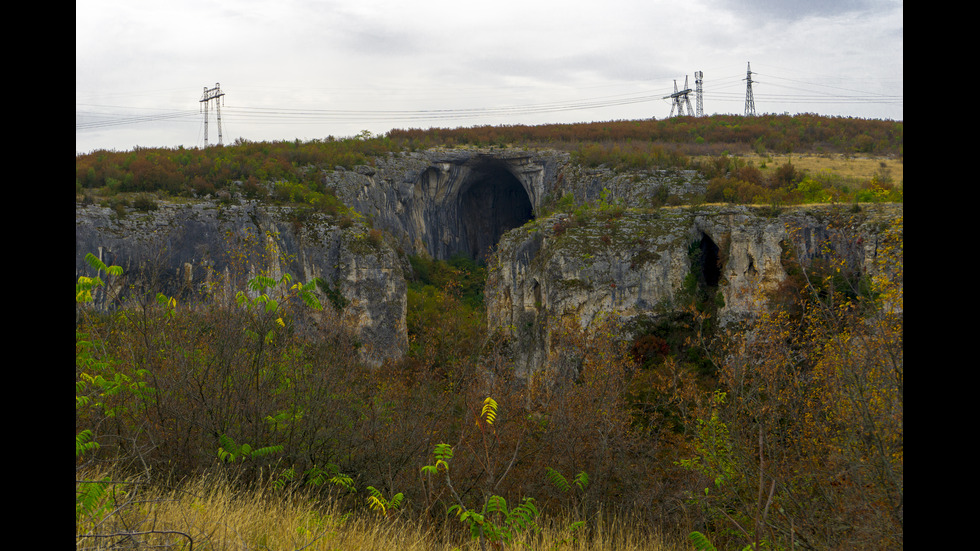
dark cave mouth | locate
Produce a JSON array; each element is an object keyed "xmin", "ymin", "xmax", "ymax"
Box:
[
  {"xmin": 700, "ymin": 233, "xmax": 721, "ymax": 287},
  {"xmin": 458, "ymin": 166, "xmax": 534, "ymax": 263}
]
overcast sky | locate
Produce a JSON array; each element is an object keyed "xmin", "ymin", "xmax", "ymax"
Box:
[{"xmin": 76, "ymin": 0, "xmax": 903, "ymax": 154}]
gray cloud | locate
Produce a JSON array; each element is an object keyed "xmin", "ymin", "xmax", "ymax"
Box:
[
  {"xmin": 707, "ymin": 0, "xmax": 887, "ymax": 20},
  {"xmin": 76, "ymin": 0, "xmax": 903, "ymax": 152}
]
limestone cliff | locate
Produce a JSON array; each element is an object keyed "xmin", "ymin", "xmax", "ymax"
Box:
[
  {"xmin": 322, "ymin": 148, "xmax": 567, "ymax": 262},
  {"xmin": 75, "ymin": 147, "xmax": 901, "ymax": 376},
  {"xmin": 75, "ymin": 201, "xmax": 407, "ymax": 367},
  {"xmin": 485, "ymin": 203, "xmax": 902, "ymax": 378},
  {"xmin": 321, "ymin": 148, "xmax": 707, "ymax": 262}
]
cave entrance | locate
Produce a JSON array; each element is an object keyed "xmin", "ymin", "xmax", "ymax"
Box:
[
  {"xmin": 458, "ymin": 163, "xmax": 534, "ymax": 263},
  {"xmin": 700, "ymin": 233, "xmax": 721, "ymax": 287}
]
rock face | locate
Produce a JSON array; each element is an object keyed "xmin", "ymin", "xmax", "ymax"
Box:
[
  {"xmin": 76, "ymin": 147, "xmax": 902, "ymax": 375},
  {"xmin": 324, "ymin": 148, "xmax": 708, "ymax": 263},
  {"xmin": 75, "ymin": 201, "xmax": 407, "ymax": 367},
  {"xmin": 325, "ymin": 148, "xmax": 567, "ymax": 263},
  {"xmin": 485, "ymin": 203, "xmax": 902, "ymax": 378}
]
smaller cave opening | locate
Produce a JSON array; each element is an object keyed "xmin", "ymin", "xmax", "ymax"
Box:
[{"xmin": 700, "ymin": 233, "xmax": 721, "ymax": 287}]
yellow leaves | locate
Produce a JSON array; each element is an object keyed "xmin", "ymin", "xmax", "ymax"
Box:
[
  {"xmin": 367, "ymin": 490, "xmax": 407, "ymax": 518},
  {"xmin": 365, "ymin": 493, "xmax": 388, "ymax": 516},
  {"xmin": 481, "ymin": 397, "xmax": 498, "ymax": 426}
]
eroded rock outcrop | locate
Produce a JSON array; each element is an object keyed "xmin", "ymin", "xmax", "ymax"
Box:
[
  {"xmin": 75, "ymin": 201, "xmax": 407, "ymax": 367},
  {"xmin": 325, "ymin": 148, "xmax": 565, "ymax": 262},
  {"xmin": 485, "ymin": 203, "xmax": 902, "ymax": 378},
  {"xmin": 75, "ymin": 147, "xmax": 901, "ymax": 376}
]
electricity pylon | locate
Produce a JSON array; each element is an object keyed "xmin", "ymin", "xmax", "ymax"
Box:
[
  {"xmin": 743, "ymin": 63, "xmax": 756, "ymax": 116},
  {"xmin": 200, "ymin": 83, "xmax": 226, "ymax": 147},
  {"xmin": 663, "ymin": 75, "xmax": 694, "ymax": 117},
  {"xmin": 694, "ymin": 71, "xmax": 704, "ymax": 117}
]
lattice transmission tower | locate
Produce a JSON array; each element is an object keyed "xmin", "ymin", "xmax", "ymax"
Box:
[
  {"xmin": 663, "ymin": 75, "xmax": 694, "ymax": 117},
  {"xmin": 694, "ymin": 71, "xmax": 704, "ymax": 117},
  {"xmin": 200, "ymin": 83, "xmax": 226, "ymax": 147},
  {"xmin": 743, "ymin": 63, "xmax": 756, "ymax": 116}
]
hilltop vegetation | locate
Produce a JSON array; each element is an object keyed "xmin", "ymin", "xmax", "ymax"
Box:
[
  {"xmin": 76, "ymin": 114, "xmax": 902, "ymax": 209},
  {"xmin": 77, "ymin": 115, "xmax": 902, "ymax": 550}
]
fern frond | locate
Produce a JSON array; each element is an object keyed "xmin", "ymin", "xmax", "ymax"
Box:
[
  {"xmin": 248, "ymin": 275, "xmax": 278, "ymax": 292},
  {"xmin": 460, "ymin": 511, "xmax": 484, "ymax": 525},
  {"xmin": 486, "ymin": 495, "xmax": 508, "ymax": 516},
  {"xmin": 366, "ymin": 495, "xmax": 387, "ymax": 515},
  {"xmin": 250, "ymin": 444, "xmax": 284, "ymax": 458},
  {"xmin": 308, "ymin": 277, "xmax": 326, "ymax": 290},
  {"xmin": 389, "ymin": 492, "xmax": 404, "ymax": 510},
  {"xmin": 688, "ymin": 531, "xmax": 718, "ymax": 551},
  {"xmin": 76, "ymin": 477, "xmax": 112, "ymax": 520},
  {"xmin": 303, "ymin": 466, "xmax": 327, "ymax": 486},
  {"xmin": 76, "ymin": 276, "xmax": 105, "ymax": 303},
  {"xmin": 481, "ymin": 397, "xmax": 498, "ymax": 425},
  {"xmin": 84, "ymin": 253, "xmax": 109, "ymax": 273},
  {"xmin": 84, "ymin": 253, "xmax": 123, "ymax": 276},
  {"xmin": 546, "ymin": 468, "xmax": 570, "ymax": 493},
  {"xmin": 504, "ymin": 498, "xmax": 539, "ymax": 535},
  {"xmin": 433, "ymin": 443, "xmax": 453, "ymax": 462},
  {"xmin": 298, "ymin": 289, "xmax": 323, "ymax": 310},
  {"xmin": 273, "ymin": 467, "xmax": 296, "ymax": 489},
  {"xmin": 218, "ymin": 434, "xmax": 239, "ymax": 454},
  {"xmin": 573, "ymin": 470, "xmax": 590, "ymax": 491},
  {"xmin": 76, "ymin": 430, "xmax": 100, "ymax": 458},
  {"xmin": 217, "ymin": 447, "xmax": 235, "ymax": 463},
  {"xmin": 330, "ymin": 473, "xmax": 355, "ymax": 491}
]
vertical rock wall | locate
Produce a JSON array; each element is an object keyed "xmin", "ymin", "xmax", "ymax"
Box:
[
  {"xmin": 485, "ymin": 203, "xmax": 902, "ymax": 378},
  {"xmin": 75, "ymin": 201, "xmax": 407, "ymax": 368}
]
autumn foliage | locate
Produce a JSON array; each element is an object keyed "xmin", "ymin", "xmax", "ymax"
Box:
[
  {"xmin": 77, "ymin": 116, "xmax": 902, "ymax": 549},
  {"xmin": 76, "ymin": 114, "xmax": 902, "ymax": 205}
]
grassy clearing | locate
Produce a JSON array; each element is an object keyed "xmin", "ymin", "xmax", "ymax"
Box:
[
  {"xmin": 76, "ymin": 467, "xmax": 686, "ymax": 551},
  {"xmin": 738, "ymin": 153, "xmax": 903, "ymax": 187}
]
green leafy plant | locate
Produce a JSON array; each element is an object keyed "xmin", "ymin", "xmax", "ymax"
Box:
[
  {"xmin": 545, "ymin": 468, "xmax": 588, "ymax": 494},
  {"xmin": 274, "ymin": 463, "xmax": 355, "ymax": 492},
  {"xmin": 545, "ymin": 467, "xmax": 589, "ymax": 525},
  {"xmin": 216, "ymin": 433, "xmax": 283, "ymax": 463},
  {"xmin": 450, "ymin": 495, "xmax": 540, "ymax": 545},
  {"xmin": 366, "ymin": 486, "xmax": 404, "ymax": 517},
  {"xmin": 76, "ymin": 476, "xmax": 116, "ymax": 525},
  {"xmin": 688, "ymin": 530, "xmax": 718, "ymax": 551},
  {"xmin": 543, "ymin": 467, "xmax": 589, "ymax": 545},
  {"xmin": 76, "ymin": 252, "xmax": 123, "ymax": 303},
  {"xmin": 75, "ymin": 429, "xmax": 99, "ymax": 459},
  {"xmin": 421, "ymin": 397, "xmax": 540, "ymax": 548}
]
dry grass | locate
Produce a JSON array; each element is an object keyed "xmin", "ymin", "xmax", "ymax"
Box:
[
  {"xmin": 692, "ymin": 152, "xmax": 903, "ymax": 188},
  {"xmin": 745, "ymin": 153, "xmax": 903, "ymax": 187},
  {"xmin": 76, "ymin": 468, "xmax": 686, "ymax": 550}
]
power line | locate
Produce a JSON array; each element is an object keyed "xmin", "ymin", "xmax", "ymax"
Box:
[
  {"xmin": 75, "ymin": 90, "xmax": 670, "ymax": 131},
  {"xmin": 76, "ymin": 66, "xmax": 903, "ymax": 137},
  {"xmin": 75, "ymin": 107, "xmax": 199, "ymax": 130}
]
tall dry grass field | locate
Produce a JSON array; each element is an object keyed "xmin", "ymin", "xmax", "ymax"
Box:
[
  {"xmin": 745, "ymin": 153, "xmax": 903, "ymax": 186},
  {"xmin": 76, "ymin": 468, "xmax": 686, "ymax": 550}
]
